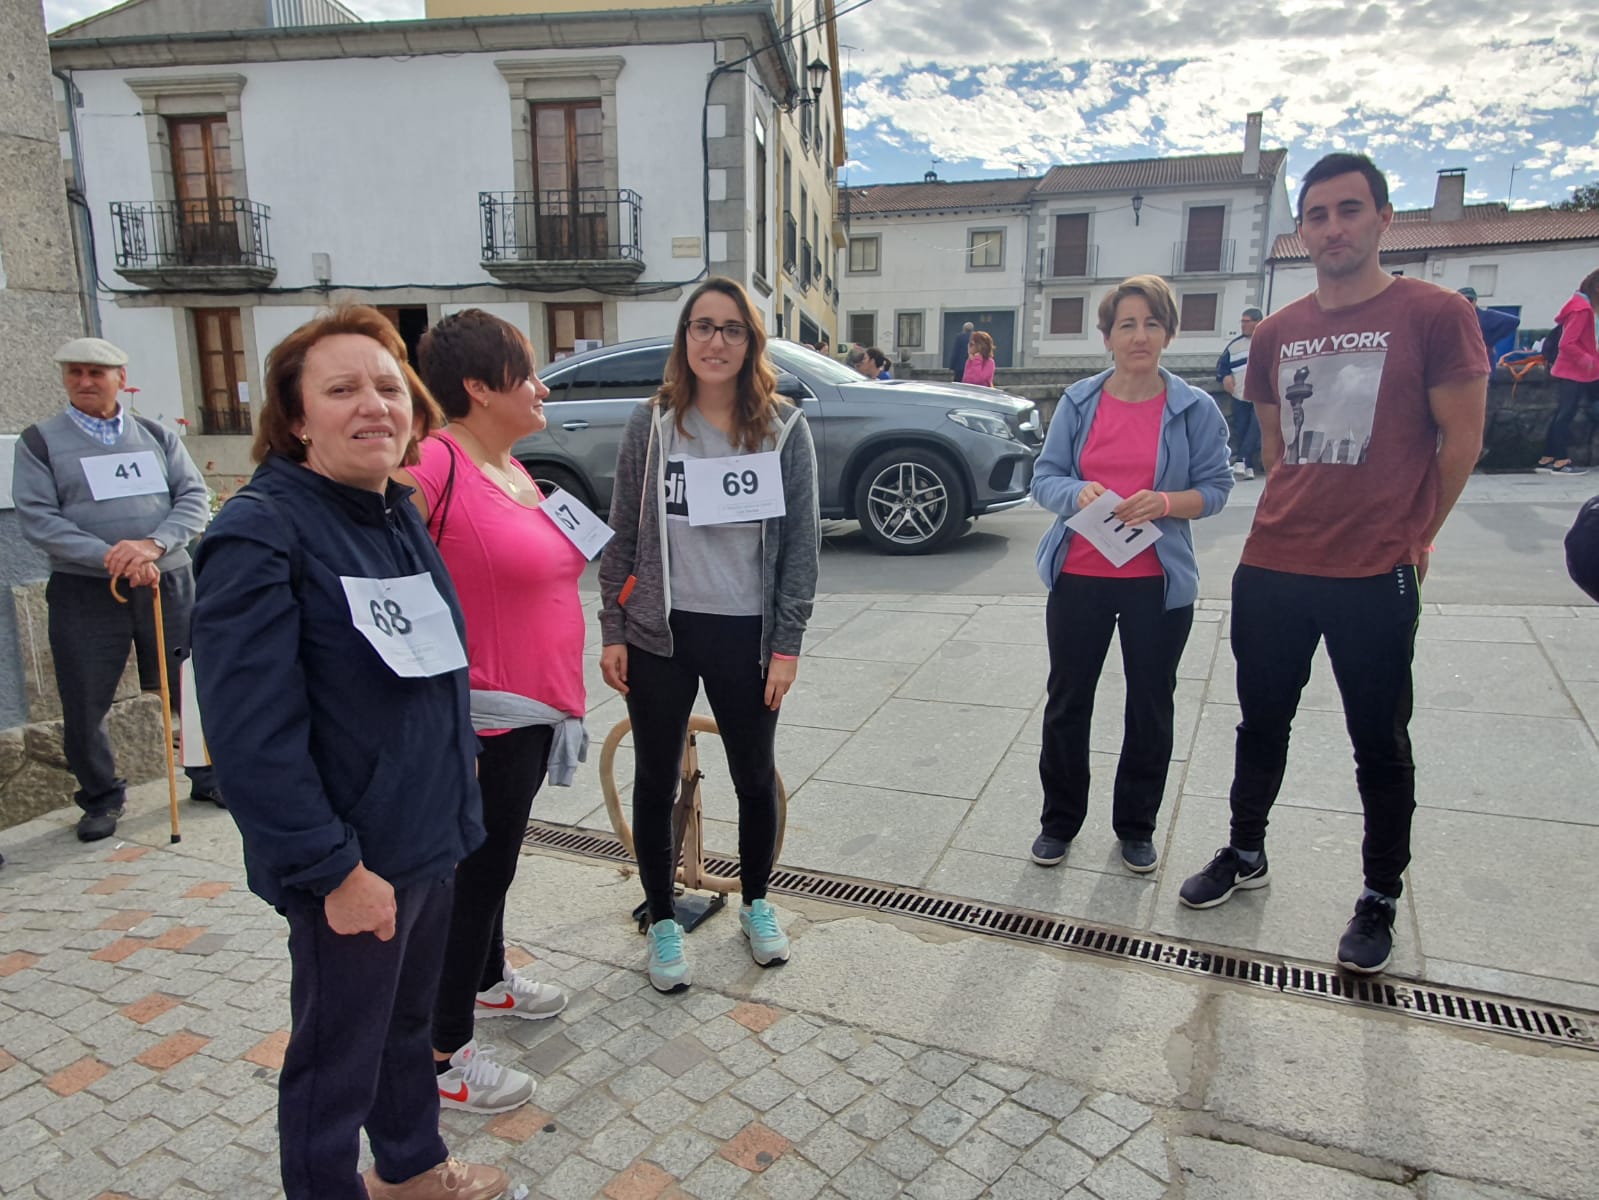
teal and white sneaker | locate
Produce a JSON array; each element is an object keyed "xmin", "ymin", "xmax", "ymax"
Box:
[
  {"xmin": 739, "ymin": 899, "xmax": 791, "ymax": 966},
  {"xmin": 647, "ymin": 919, "xmax": 692, "ymax": 993}
]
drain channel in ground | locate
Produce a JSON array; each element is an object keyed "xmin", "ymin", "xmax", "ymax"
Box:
[{"xmin": 524, "ymin": 820, "xmax": 1596, "ymax": 1051}]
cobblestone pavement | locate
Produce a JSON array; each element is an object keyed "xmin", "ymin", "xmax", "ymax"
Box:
[{"xmin": 0, "ymin": 817, "xmax": 1560, "ymax": 1200}]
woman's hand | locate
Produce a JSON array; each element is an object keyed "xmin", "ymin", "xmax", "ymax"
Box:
[
  {"xmin": 601, "ymin": 644, "xmax": 629, "ymax": 695},
  {"xmin": 1113, "ymin": 489, "xmax": 1167, "ymax": 526},
  {"xmin": 764, "ymin": 656, "xmax": 798, "ymax": 710},
  {"xmin": 324, "ymin": 862, "xmax": 396, "ymax": 940},
  {"xmin": 1076, "ymin": 481, "xmax": 1107, "ymax": 510}
]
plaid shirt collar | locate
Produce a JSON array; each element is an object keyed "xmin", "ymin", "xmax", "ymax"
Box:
[{"xmin": 66, "ymin": 404, "xmax": 125, "ymax": 447}]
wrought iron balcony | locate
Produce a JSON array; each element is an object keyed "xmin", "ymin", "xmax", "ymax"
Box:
[
  {"xmin": 1173, "ymin": 238, "xmax": 1237, "ymax": 274},
  {"xmin": 200, "ymin": 408, "xmax": 253, "ymax": 436},
  {"xmin": 479, "ymin": 188, "xmax": 644, "ymax": 286},
  {"xmin": 783, "ymin": 215, "xmax": 798, "ymax": 275},
  {"xmin": 109, "ymin": 199, "xmax": 276, "ymax": 290},
  {"xmin": 1041, "ymin": 243, "xmax": 1099, "ymax": 279},
  {"xmin": 800, "ymin": 237, "xmax": 814, "ymax": 290}
]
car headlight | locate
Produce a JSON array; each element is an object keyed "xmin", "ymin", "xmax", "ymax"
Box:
[{"xmin": 947, "ymin": 409, "xmax": 1015, "ymax": 440}]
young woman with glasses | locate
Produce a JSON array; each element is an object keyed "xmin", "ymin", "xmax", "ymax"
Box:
[{"xmin": 597, "ymin": 277, "xmax": 820, "ymax": 993}]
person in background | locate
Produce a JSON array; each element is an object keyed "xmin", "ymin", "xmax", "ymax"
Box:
[
  {"xmin": 947, "ymin": 321, "xmax": 975, "ymax": 376},
  {"xmin": 598, "ymin": 278, "xmax": 820, "ymax": 994},
  {"xmin": 396, "ymin": 309, "xmax": 584, "ymax": 1117},
  {"xmin": 867, "ymin": 347, "xmax": 894, "ymax": 380},
  {"xmin": 191, "ymin": 306, "xmax": 507, "ymax": 1200},
  {"xmin": 12, "ymin": 336, "xmax": 219, "ymax": 843},
  {"xmin": 1029, "ymin": 275, "xmax": 1233, "ymax": 875},
  {"xmin": 1459, "ymin": 286, "xmax": 1520, "ymax": 360},
  {"xmin": 847, "ymin": 345, "xmax": 878, "ymax": 378},
  {"xmin": 1216, "ymin": 307, "xmax": 1263, "ymax": 479},
  {"xmin": 963, "ymin": 330, "xmax": 996, "ymax": 387},
  {"xmin": 1534, "ymin": 268, "xmax": 1599, "ymax": 475}
]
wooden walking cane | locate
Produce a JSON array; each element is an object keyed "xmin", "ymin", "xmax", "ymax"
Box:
[{"xmin": 110, "ymin": 573, "xmax": 181, "ymax": 843}]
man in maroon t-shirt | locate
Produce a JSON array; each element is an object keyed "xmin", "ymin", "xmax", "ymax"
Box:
[{"xmin": 1177, "ymin": 153, "xmax": 1488, "ymax": 975}]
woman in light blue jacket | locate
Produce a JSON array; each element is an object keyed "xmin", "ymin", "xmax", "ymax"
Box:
[{"xmin": 1030, "ymin": 275, "xmax": 1233, "ymax": 875}]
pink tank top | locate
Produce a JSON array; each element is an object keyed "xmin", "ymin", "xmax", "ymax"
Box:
[
  {"xmin": 408, "ymin": 433, "xmax": 587, "ymax": 716},
  {"xmin": 1062, "ymin": 390, "xmax": 1166, "ymax": 579}
]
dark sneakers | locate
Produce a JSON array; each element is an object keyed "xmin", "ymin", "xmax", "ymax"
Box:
[
  {"xmin": 190, "ymin": 787, "xmax": 226, "ymax": 809},
  {"xmin": 1029, "ymin": 834, "xmax": 1069, "ymax": 866},
  {"xmin": 1178, "ymin": 846, "xmax": 1270, "ymax": 908},
  {"xmin": 76, "ymin": 806, "xmax": 124, "ymax": 842},
  {"xmin": 1119, "ymin": 839, "xmax": 1158, "ymax": 873},
  {"xmin": 1337, "ymin": 895, "xmax": 1397, "ymax": 974}
]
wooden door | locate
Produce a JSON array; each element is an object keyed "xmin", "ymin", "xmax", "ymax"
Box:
[
  {"xmin": 532, "ymin": 101, "xmax": 607, "ymax": 258},
  {"xmin": 548, "ymin": 304, "xmax": 604, "ymax": 361},
  {"xmin": 169, "ymin": 116, "xmax": 239, "ymax": 264}
]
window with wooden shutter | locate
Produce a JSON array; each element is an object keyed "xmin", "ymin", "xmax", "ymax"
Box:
[
  {"xmin": 1052, "ymin": 213, "xmax": 1089, "ymax": 277},
  {"xmin": 1183, "ymin": 206, "xmax": 1226, "ymax": 272},
  {"xmin": 1180, "ymin": 293, "xmax": 1218, "ymax": 332},
  {"xmin": 193, "ymin": 307, "xmax": 250, "ymax": 435},
  {"xmin": 1049, "ymin": 297, "xmax": 1085, "ymax": 335}
]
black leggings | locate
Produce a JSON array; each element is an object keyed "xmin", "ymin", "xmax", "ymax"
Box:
[
  {"xmin": 1227, "ymin": 564, "xmax": 1420, "ymax": 898},
  {"xmin": 625, "ymin": 610, "xmax": 780, "ymax": 922},
  {"xmin": 431, "ymin": 724, "xmax": 552, "ymax": 1055},
  {"xmin": 1543, "ymin": 377, "xmax": 1599, "ymax": 460}
]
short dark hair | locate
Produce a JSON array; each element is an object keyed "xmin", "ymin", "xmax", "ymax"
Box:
[
  {"xmin": 417, "ymin": 309, "xmax": 535, "ymax": 421},
  {"xmin": 1096, "ymin": 274, "xmax": 1180, "ymax": 337},
  {"xmin": 255, "ymin": 305, "xmax": 440, "ymax": 468},
  {"xmin": 866, "ymin": 347, "xmax": 891, "ymax": 370},
  {"xmin": 1298, "ymin": 152, "xmax": 1390, "ymax": 220}
]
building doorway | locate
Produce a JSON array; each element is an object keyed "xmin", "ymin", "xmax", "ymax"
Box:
[
  {"xmin": 548, "ymin": 303, "xmax": 603, "ymax": 361},
  {"xmin": 376, "ymin": 306, "xmax": 430, "ymax": 366},
  {"xmin": 942, "ymin": 310, "xmax": 1016, "ymax": 369}
]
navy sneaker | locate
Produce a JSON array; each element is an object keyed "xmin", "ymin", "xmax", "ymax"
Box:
[
  {"xmin": 1178, "ymin": 846, "xmax": 1270, "ymax": 908},
  {"xmin": 1337, "ymin": 895, "xmax": 1396, "ymax": 974},
  {"xmin": 1029, "ymin": 834, "xmax": 1069, "ymax": 866},
  {"xmin": 1119, "ymin": 839, "xmax": 1158, "ymax": 874}
]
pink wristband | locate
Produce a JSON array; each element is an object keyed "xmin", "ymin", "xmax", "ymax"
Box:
[
  {"xmin": 771, "ymin": 652, "xmax": 798, "ymax": 661},
  {"xmin": 1159, "ymin": 492, "xmax": 1171, "ymax": 517}
]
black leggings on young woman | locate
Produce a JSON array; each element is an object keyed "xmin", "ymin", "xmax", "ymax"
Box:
[
  {"xmin": 625, "ymin": 610, "xmax": 780, "ymax": 923},
  {"xmin": 431, "ymin": 723, "xmax": 553, "ymax": 1056}
]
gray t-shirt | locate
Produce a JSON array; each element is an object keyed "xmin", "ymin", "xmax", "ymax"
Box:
[{"xmin": 664, "ymin": 407, "xmax": 764, "ymax": 617}]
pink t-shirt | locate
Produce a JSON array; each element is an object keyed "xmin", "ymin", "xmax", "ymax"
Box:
[
  {"xmin": 408, "ymin": 432, "xmax": 587, "ymax": 717},
  {"xmin": 1062, "ymin": 390, "xmax": 1166, "ymax": 579},
  {"xmin": 963, "ymin": 356, "xmax": 996, "ymax": 387}
]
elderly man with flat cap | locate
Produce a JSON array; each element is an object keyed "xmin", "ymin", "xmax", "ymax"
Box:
[{"xmin": 12, "ymin": 337, "xmax": 219, "ymax": 841}]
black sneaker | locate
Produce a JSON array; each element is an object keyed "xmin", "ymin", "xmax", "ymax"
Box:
[
  {"xmin": 189, "ymin": 787, "xmax": 226, "ymax": 809},
  {"xmin": 76, "ymin": 806, "xmax": 125, "ymax": 843},
  {"xmin": 1120, "ymin": 839, "xmax": 1158, "ymax": 873},
  {"xmin": 1337, "ymin": 895, "xmax": 1396, "ymax": 974},
  {"xmin": 1029, "ymin": 834, "xmax": 1069, "ymax": 866},
  {"xmin": 1178, "ymin": 846, "xmax": 1270, "ymax": 908}
]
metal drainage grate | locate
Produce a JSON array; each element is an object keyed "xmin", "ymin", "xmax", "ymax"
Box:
[{"xmin": 523, "ymin": 821, "xmax": 1596, "ymax": 1050}]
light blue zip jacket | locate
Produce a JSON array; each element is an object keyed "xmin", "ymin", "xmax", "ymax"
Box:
[{"xmin": 1032, "ymin": 366, "xmax": 1233, "ymax": 609}]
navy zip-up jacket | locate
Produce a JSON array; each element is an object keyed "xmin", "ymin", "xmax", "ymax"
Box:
[{"xmin": 191, "ymin": 454, "xmax": 484, "ymax": 908}]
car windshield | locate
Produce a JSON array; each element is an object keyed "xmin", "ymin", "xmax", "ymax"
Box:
[{"xmin": 768, "ymin": 340, "xmax": 871, "ymax": 386}]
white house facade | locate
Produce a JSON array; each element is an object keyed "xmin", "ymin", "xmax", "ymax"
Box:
[
  {"xmin": 1268, "ymin": 169, "xmax": 1599, "ymax": 340},
  {"xmin": 49, "ymin": 3, "xmax": 802, "ymax": 479},
  {"xmin": 840, "ymin": 115, "xmax": 1295, "ymax": 373}
]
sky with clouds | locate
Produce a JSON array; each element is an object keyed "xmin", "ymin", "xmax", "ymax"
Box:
[{"xmin": 42, "ymin": 0, "xmax": 1599, "ymax": 210}]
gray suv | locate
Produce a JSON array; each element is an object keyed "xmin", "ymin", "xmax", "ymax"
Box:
[{"xmin": 515, "ymin": 337, "xmax": 1041, "ymax": 554}]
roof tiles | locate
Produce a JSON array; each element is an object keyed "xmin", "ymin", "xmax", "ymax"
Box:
[{"xmin": 1270, "ymin": 207, "xmax": 1599, "ymax": 260}]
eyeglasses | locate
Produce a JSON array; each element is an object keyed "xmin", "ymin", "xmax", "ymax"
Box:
[{"xmin": 684, "ymin": 319, "xmax": 750, "ymax": 346}]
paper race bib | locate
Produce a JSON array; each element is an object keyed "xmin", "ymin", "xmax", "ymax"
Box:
[
  {"xmin": 340, "ymin": 573, "xmax": 468, "ymax": 678},
  {"xmin": 540, "ymin": 488, "xmax": 614, "ymax": 559},
  {"xmin": 681, "ymin": 451, "xmax": 785, "ymax": 526},
  {"xmin": 1064, "ymin": 489, "xmax": 1164, "ymax": 569},
  {"xmin": 82, "ymin": 452, "xmax": 166, "ymax": 501}
]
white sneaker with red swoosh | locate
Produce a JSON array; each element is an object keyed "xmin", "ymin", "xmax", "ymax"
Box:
[
  {"xmin": 437, "ymin": 1040, "xmax": 534, "ymax": 1114},
  {"xmin": 475, "ymin": 963, "xmax": 567, "ymax": 1020}
]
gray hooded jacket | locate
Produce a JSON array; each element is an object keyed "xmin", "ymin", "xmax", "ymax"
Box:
[{"xmin": 598, "ymin": 400, "xmax": 819, "ymax": 666}]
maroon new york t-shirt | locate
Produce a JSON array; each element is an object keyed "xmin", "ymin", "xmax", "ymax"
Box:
[{"xmin": 1241, "ymin": 277, "xmax": 1488, "ymax": 578}]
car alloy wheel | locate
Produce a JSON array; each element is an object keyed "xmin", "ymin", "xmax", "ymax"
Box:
[{"xmin": 853, "ymin": 447, "xmax": 969, "ymax": 555}]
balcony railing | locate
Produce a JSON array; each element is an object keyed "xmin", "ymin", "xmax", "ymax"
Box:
[
  {"xmin": 1040, "ymin": 243, "xmax": 1099, "ymax": 279},
  {"xmin": 1173, "ymin": 238, "xmax": 1237, "ymax": 274},
  {"xmin": 800, "ymin": 237, "xmax": 815, "ymax": 290},
  {"xmin": 200, "ymin": 407, "xmax": 253, "ymax": 436},
  {"xmin": 109, "ymin": 198, "xmax": 276, "ymax": 289},
  {"xmin": 783, "ymin": 215, "xmax": 798, "ymax": 274},
  {"xmin": 479, "ymin": 188, "xmax": 644, "ymax": 286}
]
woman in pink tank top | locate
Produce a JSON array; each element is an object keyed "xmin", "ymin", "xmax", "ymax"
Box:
[
  {"xmin": 394, "ymin": 310, "xmax": 587, "ymax": 1116},
  {"xmin": 1029, "ymin": 275, "xmax": 1234, "ymax": 877}
]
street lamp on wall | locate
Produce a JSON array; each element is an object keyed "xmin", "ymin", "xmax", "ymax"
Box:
[
  {"xmin": 1132, "ymin": 193, "xmax": 1144, "ymax": 226},
  {"xmin": 785, "ymin": 57, "xmax": 830, "ymax": 110}
]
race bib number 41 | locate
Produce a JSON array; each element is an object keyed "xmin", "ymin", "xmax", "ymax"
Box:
[
  {"xmin": 82, "ymin": 451, "xmax": 166, "ymax": 501},
  {"xmin": 681, "ymin": 451, "xmax": 785, "ymax": 526},
  {"xmin": 340, "ymin": 573, "xmax": 468, "ymax": 678}
]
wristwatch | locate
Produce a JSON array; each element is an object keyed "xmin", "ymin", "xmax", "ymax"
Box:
[{"xmin": 149, "ymin": 536, "xmax": 168, "ymax": 555}]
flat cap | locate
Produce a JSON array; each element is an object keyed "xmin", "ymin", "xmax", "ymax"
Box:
[
  {"xmin": 1457, "ymin": 286, "xmax": 1478, "ymax": 302},
  {"xmin": 53, "ymin": 337, "xmax": 129, "ymax": 366}
]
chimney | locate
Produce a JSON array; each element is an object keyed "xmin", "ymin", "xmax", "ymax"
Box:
[
  {"xmin": 1242, "ymin": 112, "xmax": 1262, "ymax": 176},
  {"xmin": 1433, "ymin": 169, "xmax": 1466, "ymax": 222}
]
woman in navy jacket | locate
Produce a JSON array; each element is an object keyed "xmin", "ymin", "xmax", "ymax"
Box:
[
  {"xmin": 191, "ymin": 308, "xmax": 506, "ymax": 1200},
  {"xmin": 1030, "ymin": 275, "xmax": 1233, "ymax": 877}
]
